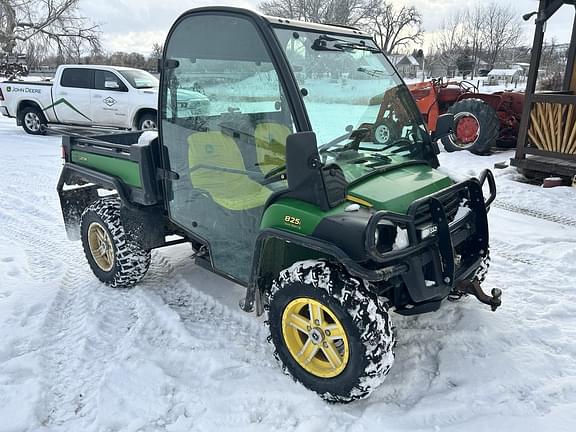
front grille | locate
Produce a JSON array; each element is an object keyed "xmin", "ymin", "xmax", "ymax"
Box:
[{"xmin": 413, "ymin": 188, "xmax": 469, "ymax": 233}]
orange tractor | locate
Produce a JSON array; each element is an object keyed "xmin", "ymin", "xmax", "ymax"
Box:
[{"xmin": 407, "ymin": 78, "xmax": 525, "ymax": 154}]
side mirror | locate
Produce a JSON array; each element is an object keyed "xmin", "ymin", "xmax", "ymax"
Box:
[
  {"xmin": 431, "ymin": 113, "xmax": 454, "ymax": 142},
  {"xmin": 286, "ymin": 132, "xmax": 322, "ymax": 193},
  {"xmin": 285, "ymin": 132, "xmax": 346, "ymax": 211},
  {"xmin": 104, "ymin": 80, "xmax": 120, "ymax": 89}
]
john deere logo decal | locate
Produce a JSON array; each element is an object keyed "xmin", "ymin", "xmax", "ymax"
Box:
[
  {"xmin": 103, "ymin": 97, "xmax": 117, "ymax": 107},
  {"xmin": 6, "ymin": 86, "xmax": 11, "ymax": 92}
]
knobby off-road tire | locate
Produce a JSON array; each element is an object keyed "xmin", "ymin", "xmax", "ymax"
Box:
[
  {"xmin": 267, "ymin": 260, "xmax": 395, "ymax": 403},
  {"xmin": 20, "ymin": 106, "xmax": 47, "ymax": 135},
  {"xmin": 441, "ymin": 98, "xmax": 499, "ymax": 155},
  {"xmin": 80, "ymin": 198, "xmax": 151, "ymax": 288}
]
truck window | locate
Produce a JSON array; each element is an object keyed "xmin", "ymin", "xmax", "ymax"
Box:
[
  {"xmin": 61, "ymin": 68, "xmax": 94, "ymax": 89},
  {"xmin": 94, "ymin": 70, "xmax": 128, "ymax": 92}
]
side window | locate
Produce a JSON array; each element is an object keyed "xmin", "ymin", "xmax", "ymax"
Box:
[
  {"xmin": 94, "ymin": 70, "xmax": 128, "ymax": 92},
  {"xmin": 161, "ymin": 14, "xmax": 296, "ymax": 284},
  {"xmin": 162, "ymin": 14, "xmax": 295, "ymax": 177},
  {"xmin": 60, "ymin": 68, "xmax": 94, "ymax": 89}
]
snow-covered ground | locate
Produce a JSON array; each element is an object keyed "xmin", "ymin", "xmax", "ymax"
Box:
[{"xmin": 1, "ymin": 114, "xmax": 575, "ymax": 432}]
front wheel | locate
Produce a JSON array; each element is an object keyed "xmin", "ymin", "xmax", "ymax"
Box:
[
  {"xmin": 267, "ymin": 260, "xmax": 395, "ymax": 403},
  {"xmin": 20, "ymin": 106, "xmax": 47, "ymax": 135},
  {"xmin": 80, "ymin": 198, "xmax": 151, "ymax": 288},
  {"xmin": 371, "ymin": 117, "xmax": 401, "ymax": 145}
]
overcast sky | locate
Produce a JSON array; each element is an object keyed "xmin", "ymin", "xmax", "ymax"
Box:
[{"xmin": 80, "ymin": 0, "xmax": 574, "ymax": 55}]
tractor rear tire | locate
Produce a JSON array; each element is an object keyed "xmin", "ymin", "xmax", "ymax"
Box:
[
  {"xmin": 267, "ymin": 260, "xmax": 395, "ymax": 403},
  {"xmin": 442, "ymin": 98, "xmax": 499, "ymax": 155},
  {"xmin": 80, "ymin": 198, "xmax": 151, "ymax": 288}
]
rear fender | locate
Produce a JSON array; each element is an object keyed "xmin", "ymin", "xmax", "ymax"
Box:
[{"xmin": 457, "ymin": 93, "xmax": 502, "ymax": 111}]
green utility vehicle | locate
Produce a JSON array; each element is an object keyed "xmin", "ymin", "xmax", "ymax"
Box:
[{"xmin": 58, "ymin": 7, "xmax": 500, "ymax": 402}]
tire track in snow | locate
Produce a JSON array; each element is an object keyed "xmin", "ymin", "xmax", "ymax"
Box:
[
  {"xmin": 493, "ymin": 200, "xmax": 576, "ymax": 227},
  {"xmin": 38, "ymin": 263, "xmax": 144, "ymax": 428},
  {"xmin": 139, "ymin": 252, "xmax": 272, "ymax": 365},
  {"xmin": 38, "ymin": 250, "xmax": 272, "ymax": 430},
  {"xmin": 0, "ymin": 209, "xmax": 72, "ymax": 282}
]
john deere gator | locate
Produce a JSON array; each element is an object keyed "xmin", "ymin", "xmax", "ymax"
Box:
[{"xmin": 57, "ymin": 7, "xmax": 500, "ymax": 402}]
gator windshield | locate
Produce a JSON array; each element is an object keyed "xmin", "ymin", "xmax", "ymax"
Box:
[{"xmin": 274, "ymin": 28, "xmax": 433, "ymax": 180}]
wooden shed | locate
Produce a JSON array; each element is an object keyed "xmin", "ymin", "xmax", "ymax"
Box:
[{"xmin": 511, "ymin": 0, "xmax": 576, "ymax": 181}]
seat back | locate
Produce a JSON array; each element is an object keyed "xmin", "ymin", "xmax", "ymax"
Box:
[
  {"xmin": 187, "ymin": 131, "xmax": 272, "ymax": 211},
  {"xmin": 254, "ymin": 122, "xmax": 291, "ymax": 174},
  {"xmin": 188, "ymin": 131, "xmax": 245, "ymax": 190}
]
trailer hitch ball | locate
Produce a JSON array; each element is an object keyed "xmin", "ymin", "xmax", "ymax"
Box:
[
  {"xmin": 454, "ymin": 279, "xmax": 502, "ymax": 311},
  {"xmin": 490, "ymin": 288, "xmax": 502, "ymax": 312}
]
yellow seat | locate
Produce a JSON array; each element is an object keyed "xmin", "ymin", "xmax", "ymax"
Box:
[
  {"xmin": 187, "ymin": 131, "xmax": 271, "ymax": 210},
  {"xmin": 254, "ymin": 123, "xmax": 291, "ymax": 174}
]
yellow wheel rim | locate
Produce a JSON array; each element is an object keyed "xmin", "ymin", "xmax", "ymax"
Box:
[
  {"xmin": 281, "ymin": 297, "xmax": 349, "ymax": 378},
  {"xmin": 87, "ymin": 222, "xmax": 115, "ymax": 272}
]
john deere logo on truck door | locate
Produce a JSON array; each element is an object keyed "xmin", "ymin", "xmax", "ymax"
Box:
[{"xmin": 103, "ymin": 97, "xmax": 117, "ymax": 107}]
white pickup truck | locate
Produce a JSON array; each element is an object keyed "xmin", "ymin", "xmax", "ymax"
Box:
[{"xmin": 0, "ymin": 64, "xmax": 209, "ymax": 134}]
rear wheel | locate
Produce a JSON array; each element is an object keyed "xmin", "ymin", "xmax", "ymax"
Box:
[
  {"xmin": 20, "ymin": 106, "xmax": 47, "ymax": 135},
  {"xmin": 80, "ymin": 198, "xmax": 151, "ymax": 287},
  {"xmin": 441, "ymin": 98, "xmax": 499, "ymax": 155},
  {"xmin": 267, "ymin": 260, "xmax": 395, "ymax": 403}
]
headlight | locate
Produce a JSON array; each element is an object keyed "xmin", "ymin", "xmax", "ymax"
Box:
[
  {"xmin": 366, "ymin": 214, "xmax": 411, "ymax": 259},
  {"xmin": 375, "ymin": 220, "xmax": 399, "ymax": 254}
]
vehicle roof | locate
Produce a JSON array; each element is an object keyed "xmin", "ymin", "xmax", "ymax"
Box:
[
  {"xmin": 263, "ymin": 15, "xmax": 370, "ymax": 38},
  {"xmin": 177, "ymin": 6, "xmax": 371, "ymax": 39},
  {"xmin": 60, "ymin": 64, "xmax": 144, "ymax": 72}
]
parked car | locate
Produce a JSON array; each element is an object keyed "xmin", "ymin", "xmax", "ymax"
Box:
[{"xmin": 0, "ymin": 64, "xmax": 209, "ymax": 134}]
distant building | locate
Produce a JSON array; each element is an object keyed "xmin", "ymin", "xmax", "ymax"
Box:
[
  {"xmin": 487, "ymin": 68, "xmax": 522, "ymax": 84},
  {"xmin": 390, "ymin": 55, "xmax": 420, "ymax": 78}
]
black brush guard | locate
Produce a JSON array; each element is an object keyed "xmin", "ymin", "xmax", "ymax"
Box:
[{"xmin": 365, "ymin": 169, "xmax": 497, "ymax": 308}]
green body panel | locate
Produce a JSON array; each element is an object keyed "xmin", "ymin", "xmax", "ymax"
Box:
[
  {"xmin": 260, "ymin": 164, "xmax": 453, "ymax": 234},
  {"xmin": 260, "ymin": 198, "xmax": 347, "ymax": 235},
  {"xmin": 347, "ymin": 165, "xmax": 453, "ymax": 214},
  {"xmin": 71, "ymin": 151, "xmax": 142, "ymax": 188}
]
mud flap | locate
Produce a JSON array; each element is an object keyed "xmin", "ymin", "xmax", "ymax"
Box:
[{"xmin": 58, "ymin": 184, "xmax": 99, "ymax": 241}]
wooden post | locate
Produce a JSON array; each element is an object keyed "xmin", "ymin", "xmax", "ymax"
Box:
[
  {"xmin": 565, "ymin": 13, "xmax": 576, "ymax": 91},
  {"xmin": 515, "ymin": 0, "xmax": 548, "ymax": 160}
]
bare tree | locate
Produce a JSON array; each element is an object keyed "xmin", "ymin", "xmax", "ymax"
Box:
[
  {"xmin": 0, "ymin": 0, "xmax": 100, "ymax": 60},
  {"xmin": 432, "ymin": 11, "xmax": 467, "ymax": 71},
  {"xmin": 259, "ymin": 0, "xmax": 379, "ymax": 26},
  {"xmin": 481, "ymin": 3, "xmax": 522, "ymax": 68},
  {"xmin": 465, "ymin": 5, "xmax": 485, "ymax": 77},
  {"xmin": 431, "ymin": 2, "xmax": 523, "ymax": 73},
  {"xmin": 367, "ymin": 1, "xmax": 423, "ymax": 54}
]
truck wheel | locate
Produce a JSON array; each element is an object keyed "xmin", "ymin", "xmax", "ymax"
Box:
[
  {"xmin": 441, "ymin": 98, "xmax": 499, "ymax": 155},
  {"xmin": 267, "ymin": 260, "xmax": 395, "ymax": 403},
  {"xmin": 138, "ymin": 112, "xmax": 157, "ymax": 130},
  {"xmin": 20, "ymin": 106, "xmax": 47, "ymax": 135},
  {"xmin": 80, "ymin": 198, "xmax": 151, "ymax": 288}
]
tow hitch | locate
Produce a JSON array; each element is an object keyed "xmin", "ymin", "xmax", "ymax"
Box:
[{"xmin": 452, "ymin": 279, "xmax": 502, "ymax": 311}]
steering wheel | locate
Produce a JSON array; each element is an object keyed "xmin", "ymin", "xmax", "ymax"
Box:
[
  {"xmin": 376, "ymin": 138, "xmax": 415, "ymax": 155},
  {"xmin": 459, "ymin": 80, "xmax": 478, "ymax": 93}
]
